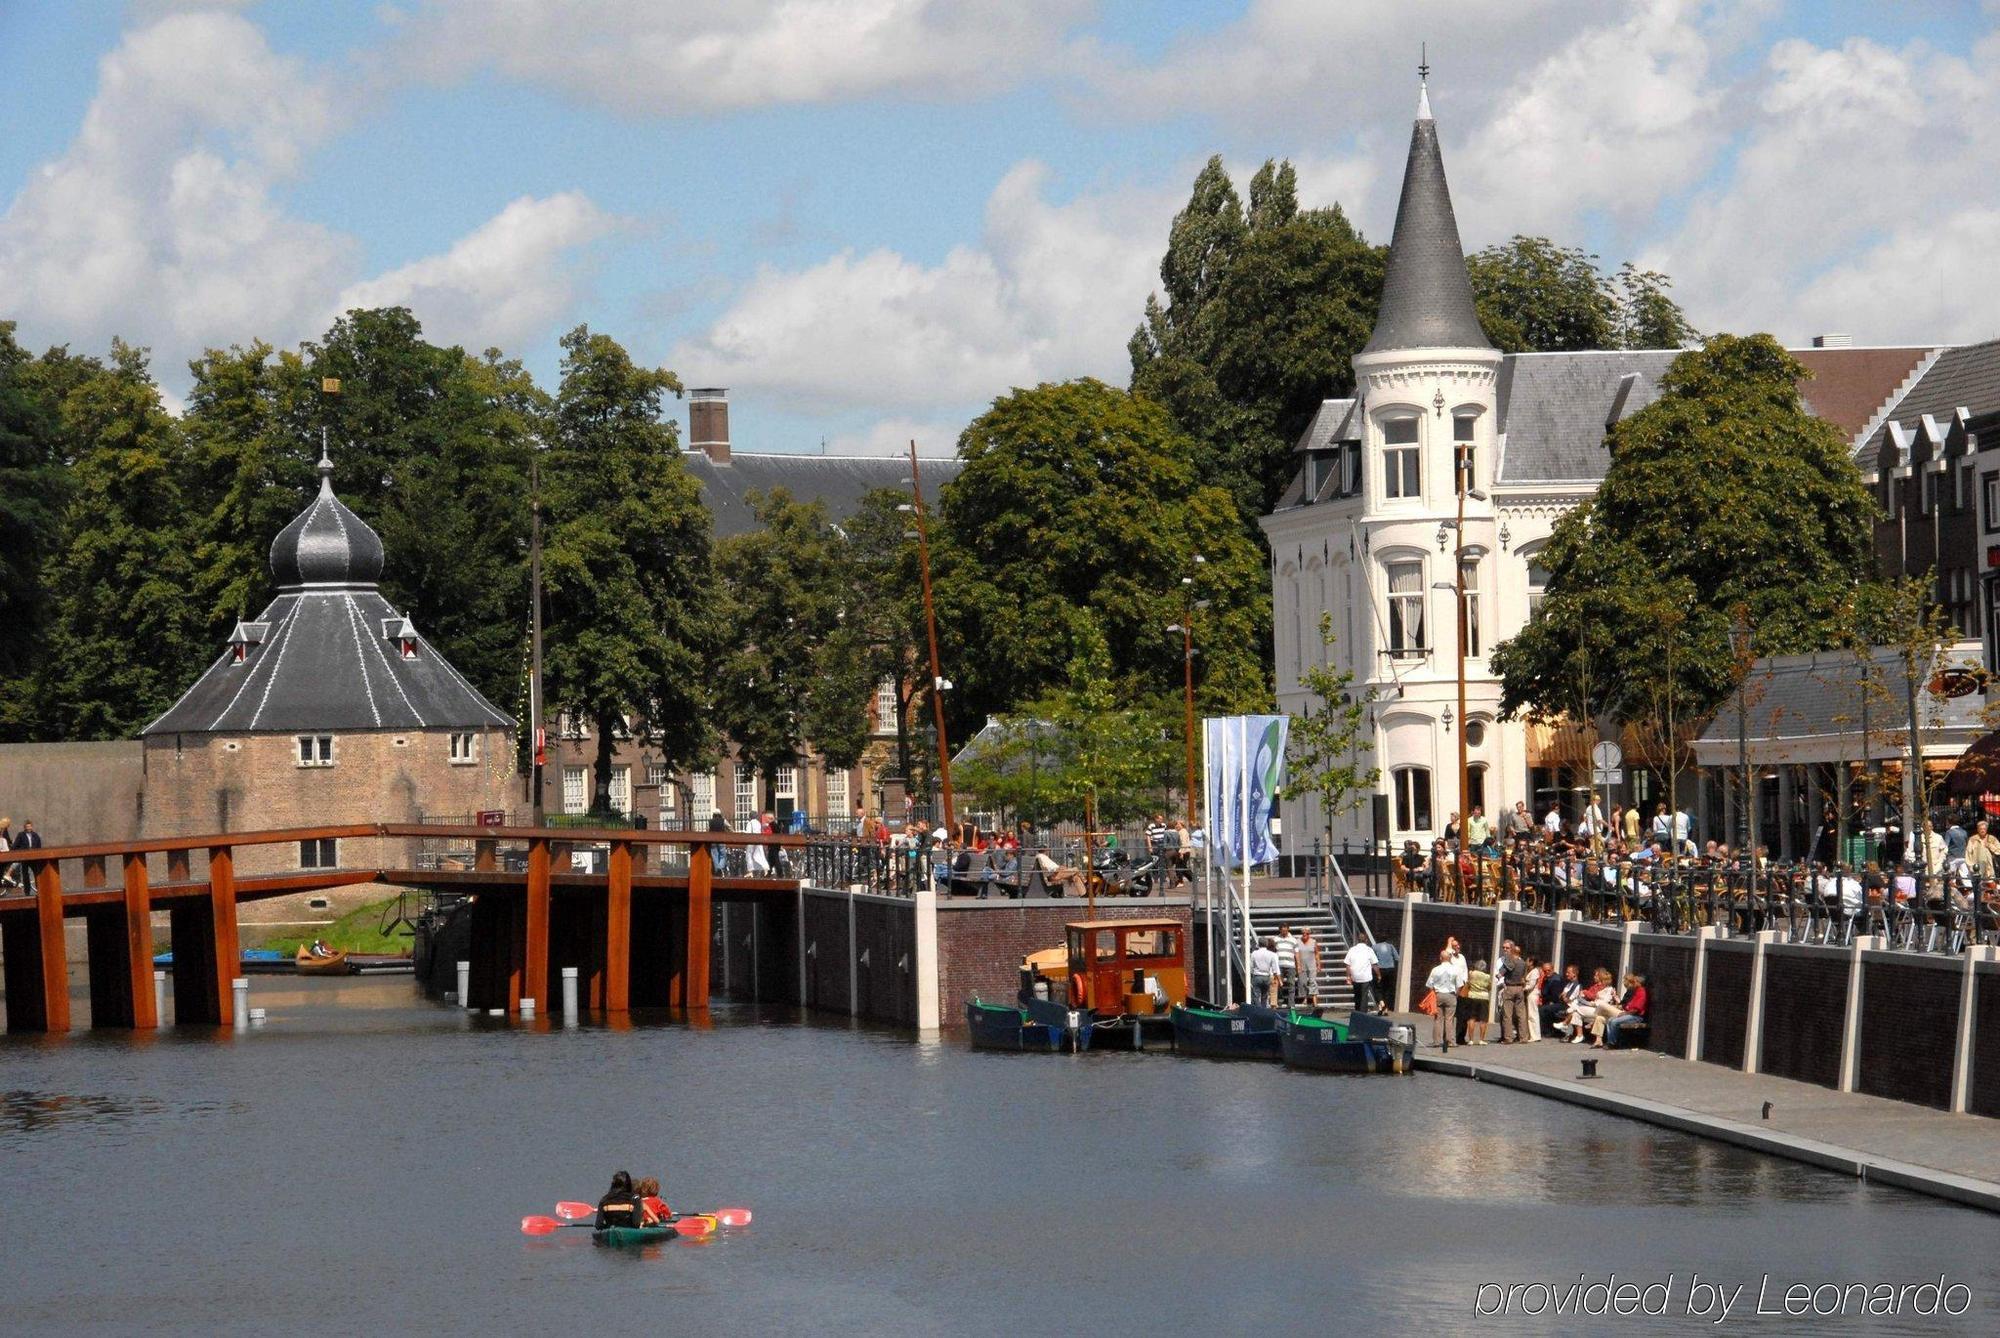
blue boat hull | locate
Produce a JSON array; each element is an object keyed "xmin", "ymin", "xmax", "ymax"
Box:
[
  {"xmin": 1277, "ymin": 1011, "xmax": 1416, "ymax": 1074},
  {"xmin": 965, "ymin": 999, "xmax": 1064, "ymax": 1051},
  {"xmin": 1169, "ymin": 1003, "xmax": 1283, "ymax": 1059}
]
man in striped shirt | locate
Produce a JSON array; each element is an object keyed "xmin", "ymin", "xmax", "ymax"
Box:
[{"xmin": 1274, "ymin": 925, "xmax": 1300, "ymax": 1004}]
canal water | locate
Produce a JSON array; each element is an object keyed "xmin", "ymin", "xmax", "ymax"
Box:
[{"xmin": 1, "ymin": 978, "xmax": 1993, "ymax": 1335}]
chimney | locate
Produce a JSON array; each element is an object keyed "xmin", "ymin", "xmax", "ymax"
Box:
[
  {"xmin": 1812, "ymin": 333, "xmax": 1853, "ymax": 349},
  {"xmin": 689, "ymin": 387, "xmax": 730, "ymax": 464}
]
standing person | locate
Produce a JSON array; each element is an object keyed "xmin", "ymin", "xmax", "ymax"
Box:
[
  {"xmin": 1274, "ymin": 925, "xmax": 1300, "ymax": 1005},
  {"xmin": 0, "ymin": 817, "xmax": 14, "ymax": 892},
  {"xmin": 1371, "ymin": 935, "xmax": 1399, "ymax": 1014},
  {"xmin": 1343, "ymin": 934, "xmax": 1379, "ymax": 1016},
  {"xmin": 11, "ymin": 819, "xmax": 40, "ymax": 895},
  {"xmin": 1463, "ymin": 805, "xmax": 1490, "ymax": 851},
  {"xmin": 1294, "ymin": 927, "xmax": 1321, "ymax": 1006},
  {"xmin": 1250, "ymin": 936, "xmax": 1281, "ymax": 1008},
  {"xmin": 1424, "ymin": 948, "xmax": 1460, "ymax": 1052},
  {"xmin": 1145, "ymin": 813, "xmax": 1170, "ymax": 855},
  {"xmin": 1496, "ymin": 940, "xmax": 1528, "ymax": 1043},
  {"xmin": 1967, "ymin": 820, "xmax": 1999, "ymax": 883},
  {"xmin": 1464, "ymin": 959, "xmax": 1493, "ymax": 1044},
  {"xmin": 1542, "ymin": 805, "xmax": 1564, "ymax": 841},
  {"xmin": 1444, "ymin": 936, "xmax": 1471, "ymax": 1045},
  {"xmin": 1622, "ymin": 802, "xmax": 1641, "ymax": 847},
  {"xmin": 742, "ymin": 812, "xmax": 770, "ymax": 876},
  {"xmin": 1523, "ymin": 959, "xmax": 1550, "ymax": 1041}
]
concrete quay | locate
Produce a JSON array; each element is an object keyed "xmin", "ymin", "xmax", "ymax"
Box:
[{"xmin": 1395, "ymin": 1017, "xmax": 2000, "ymax": 1214}]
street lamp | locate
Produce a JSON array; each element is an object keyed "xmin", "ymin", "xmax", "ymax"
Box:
[{"xmin": 1450, "ymin": 445, "xmax": 1489, "ymax": 844}]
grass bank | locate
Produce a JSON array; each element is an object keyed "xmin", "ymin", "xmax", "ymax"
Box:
[{"xmin": 255, "ymin": 896, "xmax": 414, "ymax": 957}]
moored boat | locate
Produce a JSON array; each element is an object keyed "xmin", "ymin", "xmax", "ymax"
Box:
[
  {"xmin": 294, "ymin": 946, "xmax": 353, "ymax": 976},
  {"xmin": 152, "ymin": 948, "xmax": 295, "ymax": 974},
  {"xmin": 965, "ymin": 997, "xmax": 1067, "ymax": 1052},
  {"xmin": 1276, "ymin": 1009, "xmax": 1416, "ymax": 1074},
  {"xmin": 1169, "ymin": 999, "xmax": 1284, "ymax": 1059}
]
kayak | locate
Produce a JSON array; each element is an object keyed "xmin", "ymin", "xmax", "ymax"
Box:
[{"xmin": 593, "ymin": 1225, "xmax": 674, "ymax": 1247}]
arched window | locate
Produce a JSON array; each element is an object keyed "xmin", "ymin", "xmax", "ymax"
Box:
[
  {"xmin": 1525, "ymin": 548, "xmax": 1553, "ymax": 617},
  {"xmin": 1384, "ymin": 557, "xmax": 1426, "ymax": 657},
  {"xmin": 1382, "ymin": 416, "xmax": 1420, "ymax": 499},
  {"xmin": 1453, "ymin": 410, "xmax": 1480, "ymax": 491},
  {"xmin": 1393, "ymin": 766, "xmax": 1433, "ymax": 833}
]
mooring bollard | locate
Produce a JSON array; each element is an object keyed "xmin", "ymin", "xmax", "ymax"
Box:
[
  {"xmin": 153, "ymin": 969, "xmax": 167, "ymax": 1026},
  {"xmin": 457, "ymin": 960, "xmax": 472, "ymax": 1010},
  {"xmin": 561, "ymin": 966, "xmax": 579, "ymax": 1025},
  {"xmin": 520, "ymin": 997, "xmax": 537, "ymax": 1020},
  {"xmin": 232, "ymin": 976, "xmax": 250, "ymax": 1029}
]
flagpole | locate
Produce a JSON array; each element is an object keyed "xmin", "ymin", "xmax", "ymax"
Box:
[
  {"xmin": 1203, "ymin": 719, "xmax": 1221, "ymax": 1004},
  {"xmin": 1239, "ymin": 715, "xmax": 1253, "ymax": 998}
]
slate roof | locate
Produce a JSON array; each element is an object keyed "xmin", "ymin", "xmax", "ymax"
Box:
[
  {"xmin": 143, "ymin": 462, "xmax": 513, "ymax": 737},
  {"xmin": 1360, "ymin": 91, "xmax": 1491, "ymax": 356},
  {"xmin": 1856, "ymin": 338, "xmax": 2000, "ymax": 463},
  {"xmin": 1494, "ymin": 350, "xmax": 1679, "ymax": 484},
  {"xmin": 1691, "ymin": 645, "xmax": 1985, "ymax": 762},
  {"xmin": 682, "ymin": 451, "xmax": 963, "ymax": 539}
]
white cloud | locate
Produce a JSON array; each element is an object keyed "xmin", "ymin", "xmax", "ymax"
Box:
[
  {"xmin": 1649, "ymin": 29, "xmax": 2000, "ymax": 344},
  {"xmin": 0, "ymin": 11, "xmax": 621, "ymax": 391},
  {"xmin": 336, "ymin": 193, "xmax": 623, "ymax": 353},
  {"xmin": 670, "ymin": 161, "xmax": 1177, "ymax": 412},
  {"xmin": 823, "ymin": 415, "xmax": 965, "ymax": 456},
  {"xmin": 389, "ymin": 0, "xmax": 1093, "ymax": 114}
]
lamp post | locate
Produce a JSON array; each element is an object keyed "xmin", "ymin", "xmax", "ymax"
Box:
[
  {"xmin": 1730, "ymin": 612, "xmax": 1756, "ymax": 903},
  {"xmin": 1445, "ymin": 447, "xmax": 1486, "ymax": 840}
]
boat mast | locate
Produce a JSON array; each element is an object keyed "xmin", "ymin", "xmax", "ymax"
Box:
[
  {"xmin": 907, "ymin": 440, "xmax": 955, "ymax": 833},
  {"xmin": 530, "ymin": 455, "xmax": 546, "ymax": 826}
]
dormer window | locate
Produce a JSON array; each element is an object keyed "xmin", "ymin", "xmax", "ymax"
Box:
[
  {"xmin": 227, "ymin": 620, "xmax": 268, "ymax": 667},
  {"xmin": 382, "ymin": 614, "xmax": 420, "ymax": 659}
]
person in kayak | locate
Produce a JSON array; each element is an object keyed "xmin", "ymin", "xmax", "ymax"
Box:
[
  {"xmin": 595, "ymin": 1171, "xmax": 642, "ymax": 1229},
  {"xmin": 634, "ymin": 1176, "xmax": 667, "ymax": 1226}
]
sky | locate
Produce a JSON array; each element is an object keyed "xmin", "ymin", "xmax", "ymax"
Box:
[{"xmin": 1, "ymin": 0, "xmax": 1996, "ymax": 456}]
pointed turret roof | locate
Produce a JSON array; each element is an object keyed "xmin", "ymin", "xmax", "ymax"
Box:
[{"xmin": 1361, "ymin": 76, "xmax": 1491, "ymax": 356}]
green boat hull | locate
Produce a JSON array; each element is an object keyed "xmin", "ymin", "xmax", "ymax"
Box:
[{"xmin": 592, "ymin": 1224, "xmax": 674, "ymax": 1247}]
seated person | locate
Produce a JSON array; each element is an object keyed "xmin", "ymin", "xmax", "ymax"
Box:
[
  {"xmin": 595, "ymin": 1171, "xmax": 642, "ymax": 1229},
  {"xmin": 1539, "ymin": 962, "xmax": 1577, "ymax": 1035},
  {"xmin": 981, "ymin": 848, "xmax": 1018, "ymax": 898},
  {"xmin": 1594, "ymin": 973, "xmax": 1649, "ymax": 1048},
  {"xmin": 635, "ymin": 1176, "xmax": 667, "ymax": 1226},
  {"xmin": 1033, "ymin": 849, "xmax": 1087, "ymax": 898}
]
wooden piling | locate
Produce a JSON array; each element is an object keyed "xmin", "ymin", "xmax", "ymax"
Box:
[
  {"xmin": 606, "ymin": 840, "xmax": 632, "ymax": 1012},
  {"xmin": 123, "ymin": 853, "xmax": 157, "ymax": 1029},
  {"xmin": 524, "ymin": 838, "xmax": 550, "ymax": 1015},
  {"xmin": 686, "ymin": 846, "xmax": 713, "ymax": 1010},
  {"xmin": 38, "ymin": 863, "xmax": 70, "ymax": 1032}
]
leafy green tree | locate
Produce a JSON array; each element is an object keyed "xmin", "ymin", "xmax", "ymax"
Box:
[
  {"xmin": 40, "ymin": 342, "xmax": 205, "ymax": 738},
  {"xmin": 1131, "ymin": 156, "xmax": 1382, "ymax": 519},
  {"xmin": 1286, "ymin": 615, "xmax": 1377, "ymax": 855},
  {"xmin": 1018, "ymin": 628, "xmax": 1175, "ymax": 833},
  {"xmin": 715, "ymin": 487, "xmax": 876, "ymax": 800},
  {"xmin": 833, "ymin": 485, "xmax": 927, "ymax": 785},
  {"xmin": 0, "ymin": 323, "xmax": 68, "ymax": 738},
  {"xmin": 929, "ymin": 378, "xmax": 1269, "ymax": 732},
  {"xmin": 542, "ymin": 325, "xmax": 717, "ymax": 811},
  {"xmin": 1492, "ymin": 335, "xmax": 1879, "ymax": 726},
  {"xmin": 1469, "ymin": 236, "xmax": 1698, "ymax": 352}
]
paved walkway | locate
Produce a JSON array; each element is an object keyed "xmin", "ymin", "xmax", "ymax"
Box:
[{"xmin": 1391, "ymin": 1013, "xmax": 2000, "ymax": 1214}]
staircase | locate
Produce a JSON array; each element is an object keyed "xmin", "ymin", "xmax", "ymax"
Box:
[{"xmin": 1226, "ymin": 904, "xmax": 1359, "ymax": 1013}]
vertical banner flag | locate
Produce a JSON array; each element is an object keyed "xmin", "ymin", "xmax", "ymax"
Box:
[{"xmin": 1203, "ymin": 715, "xmax": 1288, "ymax": 870}]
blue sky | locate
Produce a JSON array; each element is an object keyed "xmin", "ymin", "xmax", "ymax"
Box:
[{"xmin": 2, "ymin": 1, "xmax": 1996, "ymax": 455}]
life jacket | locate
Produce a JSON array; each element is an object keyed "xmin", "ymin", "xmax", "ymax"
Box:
[{"xmin": 596, "ymin": 1196, "xmax": 641, "ymax": 1229}]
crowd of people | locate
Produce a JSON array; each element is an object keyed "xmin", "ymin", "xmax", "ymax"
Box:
[
  {"xmin": 1390, "ymin": 798, "xmax": 2000, "ymax": 948},
  {"xmin": 1418, "ymin": 934, "xmax": 1648, "ymax": 1054},
  {"xmin": 0, "ymin": 816, "xmax": 46, "ymax": 895}
]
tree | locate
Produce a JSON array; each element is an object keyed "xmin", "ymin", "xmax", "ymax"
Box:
[
  {"xmin": 1018, "ymin": 628, "xmax": 1174, "ymax": 834},
  {"xmin": 40, "ymin": 342, "xmax": 205, "ymax": 738},
  {"xmin": 715, "ymin": 488, "xmax": 876, "ymax": 802},
  {"xmin": 1285, "ymin": 614, "xmax": 1377, "ymax": 856},
  {"xmin": 0, "ymin": 323, "xmax": 68, "ymax": 738},
  {"xmin": 541, "ymin": 325, "xmax": 717, "ymax": 811},
  {"xmin": 1131, "ymin": 156, "xmax": 1383, "ymax": 519},
  {"xmin": 928, "ymin": 379, "xmax": 1269, "ymax": 732},
  {"xmin": 834, "ymin": 485, "xmax": 928, "ymax": 788},
  {"xmin": 1468, "ymin": 237, "xmax": 1698, "ymax": 352},
  {"xmin": 1493, "ymin": 334, "xmax": 1880, "ymax": 727}
]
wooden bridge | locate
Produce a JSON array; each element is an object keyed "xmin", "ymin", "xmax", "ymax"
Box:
[{"xmin": 0, "ymin": 823, "xmax": 805, "ymax": 1033}]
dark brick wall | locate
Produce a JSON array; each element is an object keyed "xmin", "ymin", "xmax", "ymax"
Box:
[
  {"xmin": 1625, "ymin": 937, "xmax": 1695, "ymax": 1057},
  {"xmin": 1856, "ymin": 957, "xmax": 1960, "ymax": 1110},
  {"xmin": 1562, "ymin": 922, "xmax": 1623, "ymax": 981},
  {"xmin": 934, "ymin": 902, "xmax": 1190, "ymax": 1029},
  {"xmin": 1701, "ymin": 943, "xmax": 1752, "ymax": 1069},
  {"xmin": 1972, "ymin": 969, "xmax": 2000, "ymax": 1118},
  {"xmin": 1501, "ymin": 912, "xmax": 1553, "ymax": 968},
  {"xmin": 1758, "ymin": 951, "xmax": 1847, "ymax": 1089}
]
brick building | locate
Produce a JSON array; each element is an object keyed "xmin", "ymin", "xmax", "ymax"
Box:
[
  {"xmin": 140, "ymin": 449, "xmax": 517, "ymax": 881},
  {"xmin": 538, "ymin": 389, "xmax": 963, "ymax": 831}
]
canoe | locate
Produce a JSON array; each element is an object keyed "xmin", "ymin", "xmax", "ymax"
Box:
[
  {"xmin": 592, "ymin": 1225, "xmax": 674, "ymax": 1247},
  {"xmin": 1169, "ymin": 1000, "xmax": 1283, "ymax": 1060},
  {"xmin": 294, "ymin": 947, "xmax": 352, "ymax": 976},
  {"xmin": 966, "ymin": 998, "xmax": 1064, "ymax": 1052},
  {"xmin": 1276, "ymin": 1009, "xmax": 1416, "ymax": 1074}
]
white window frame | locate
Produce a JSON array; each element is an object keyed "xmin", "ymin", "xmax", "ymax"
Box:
[
  {"xmin": 1381, "ymin": 415, "xmax": 1421, "ymax": 501},
  {"xmin": 1452, "ymin": 410, "xmax": 1480, "ymax": 492},
  {"xmin": 1392, "ymin": 766, "xmax": 1433, "ymax": 834},
  {"xmin": 448, "ymin": 731, "xmax": 477, "ymax": 765},
  {"xmin": 1460, "ymin": 559, "xmax": 1482, "ymax": 658},
  {"xmin": 734, "ymin": 762, "xmax": 757, "ymax": 823},
  {"xmin": 1525, "ymin": 547, "xmax": 1552, "ymax": 619},
  {"xmin": 825, "ymin": 767, "xmax": 849, "ymax": 818},
  {"xmin": 691, "ymin": 771, "xmax": 716, "ymax": 822},
  {"xmin": 296, "ymin": 734, "xmax": 334, "ymax": 768},
  {"xmin": 1384, "ymin": 556, "xmax": 1427, "ymax": 658},
  {"xmin": 562, "ymin": 766, "xmax": 587, "ymax": 815},
  {"xmin": 610, "ymin": 764, "xmax": 632, "ymax": 815},
  {"xmin": 874, "ymin": 677, "xmax": 899, "ymax": 731}
]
